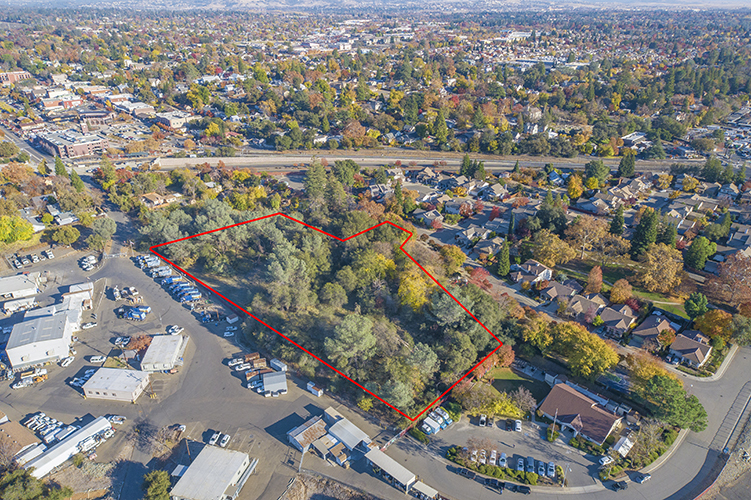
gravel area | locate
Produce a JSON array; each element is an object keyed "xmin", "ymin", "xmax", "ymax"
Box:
[
  {"xmin": 706, "ymin": 418, "xmax": 751, "ymax": 499},
  {"xmin": 281, "ymin": 473, "xmax": 383, "ymax": 500}
]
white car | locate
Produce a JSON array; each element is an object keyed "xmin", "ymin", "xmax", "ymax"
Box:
[
  {"xmin": 69, "ymin": 348, "xmax": 77, "ymax": 356},
  {"xmin": 90, "ymin": 356, "xmax": 106, "ymax": 363},
  {"xmin": 599, "ymin": 456, "xmax": 614, "ymax": 466},
  {"xmin": 228, "ymin": 358, "xmax": 244, "ymax": 367},
  {"xmin": 219, "ymin": 434, "xmax": 231, "ymax": 448},
  {"xmin": 234, "ymin": 363, "xmax": 251, "ymax": 372},
  {"xmin": 209, "ymin": 432, "xmax": 221, "ymax": 446},
  {"xmin": 60, "ymin": 356, "xmax": 74, "ymax": 368},
  {"xmin": 168, "ymin": 326, "xmax": 184, "ymax": 335},
  {"xmin": 45, "ymin": 250, "xmax": 54, "ymax": 259},
  {"xmin": 225, "ymin": 326, "xmax": 238, "ymax": 331},
  {"xmin": 108, "ymin": 415, "xmax": 127, "ymax": 425},
  {"xmin": 82, "ymin": 322, "xmax": 97, "ymax": 330},
  {"xmin": 223, "ymin": 331, "xmax": 235, "ymax": 337}
]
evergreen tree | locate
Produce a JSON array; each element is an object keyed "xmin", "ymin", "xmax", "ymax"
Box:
[
  {"xmin": 474, "ymin": 161, "xmax": 486, "ymax": 181},
  {"xmin": 645, "ymin": 138, "xmax": 666, "ymax": 160},
  {"xmin": 630, "ymin": 208, "xmax": 659, "ymax": 259},
  {"xmin": 433, "ymin": 108, "xmax": 448, "ymax": 144},
  {"xmin": 618, "ymin": 152, "xmax": 635, "ymax": 178},
  {"xmin": 70, "ymin": 170, "xmax": 85, "ymax": 193},
  {"xmin": 394, "ymin": 180, "xmax": 404, "ymax": 215},
  {"xmin": 54, "ymin": 156, "xmax": 68, "ymax": 178},
  {"xmin": 684, "ymin": 292, "xmax": 709, "ymax": 319},
  {"xmin": 513, "ymin": 160, "xmax": 520, "ymax": 174},
  {"xmin": 496, "ymin": 242, "xmax": 510, "ymax": 277},
  {"xmin": 610, "ymin": 205, "xmax": 625, "ymax": 235},
  {"xmin": 736, "ymin": 164, "xmax": 746, "ymax": 185},
  {"xmin": 508, "ymin": 211, "xmax": 516, "ymax": 237},
  {"xmin": 38, "ymin": 159, "xmax": 49, "ymax": 176},
  {"xmin": 460, "ymin": 154, "xmax": 472, "ymax": 177},
  {"xmin": 685, "ymin": 236, "xmax": 717, "ymax": 270},
  {"xmin": 657, "ymin": 222, "xmax": 677, "ymax": 247},
  {"xmin": 304, "ymin": 160, "xmax": 327, "ymax": 199}
]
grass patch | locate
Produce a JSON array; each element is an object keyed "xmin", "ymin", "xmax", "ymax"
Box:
[
  {"xmin": 103, "ymin": 355, "xmax": 128, "ymax": 369},
  {"xmin": 0, "ymin": 232, "xmax": 43, "ymax": 256},
  {"xmin": 489, "ymin": 367, "xmax": 550, "ymax": 402}
]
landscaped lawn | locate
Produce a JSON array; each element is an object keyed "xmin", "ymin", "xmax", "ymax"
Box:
[{"xmin": 489, "ymin": 367, "xmax": 550, "ymax": 402}]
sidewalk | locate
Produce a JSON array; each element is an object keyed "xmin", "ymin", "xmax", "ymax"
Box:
[{"xmin": 667, "ymin": 344, "xmax": 739, "ymax": 383}]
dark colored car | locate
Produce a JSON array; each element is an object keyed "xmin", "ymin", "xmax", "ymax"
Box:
[
  {"xmin": 505, "ymin": 483, "xmax": 517, "ymax": 493},
  {"xmin": 518, "ymin": 485, "xmax": 531, "ymax": 494},
  {"xmin": 459, "ymin": 468, "xmax": 476, "ymax": 480},
  {"xmin": 613, "ymin": 481, "xmax": 628, "ymax": 491},
  {"xmin": 506, "ymin": 419, "xmax": 515, "ymax": 431}
]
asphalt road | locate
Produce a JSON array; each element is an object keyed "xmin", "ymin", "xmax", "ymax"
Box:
[{"xmin": 0, "ymin": 124, "xmax": 52, "ymax": 165}]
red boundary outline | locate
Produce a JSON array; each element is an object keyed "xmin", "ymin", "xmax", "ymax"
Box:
[{"xmin": 150, "ymin": 212, "xmax": 503, "ymax": 421}]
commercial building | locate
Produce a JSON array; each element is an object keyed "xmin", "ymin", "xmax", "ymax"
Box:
[
  {"xmin": 0, "ymin": 420, "xmax": 39, "ymax": 459},
  {"xmin": 365, "ymin": 448, "xmax": 416, "ymax": 492},
  {"xmin": 24, "ymin": 416, "xmax": 112, "ymax": 478},
  {"xmin": 154, "ymin": 111, "xmax": 194, "ymax": 128},
  {"xmin": 0, "ymin": 272, "xmax": 41, "ymax": 299},
  {"xmin": 170, "ymin": 446, "xmax": 257, "ymax": 500},
  {"xmin": 6, "ymin": 314, "xmax": 74, "ymax": 370},
  {"xmin": 0, "ymin": 70, "xmax": 33, "ymax": 85},
  {"xmin": 36, "ymin": 131, "xmax": 109, "ymax": 159},
  {"xmin": 83, "ymin": 368, "xmax": 150, "ymax": 403},
  {"xmin": 140, "ymin": 335, "xmax": 186, "ymax": 372},
  {"xmin": 287, "ymin": 415, "xmax": 327, "ymax": 452}
]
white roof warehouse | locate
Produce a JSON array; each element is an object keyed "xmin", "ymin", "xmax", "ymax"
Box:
[
  {"xmin": 83, "ymin": 368, "xmax": 150, "ymax": 403},
  {"xmin": 0, "ymin": 272, "xmax": 41, "ymax": 299},
  {"xmin": 170, "ymin": 446, "xmax": 257, "ymax": 500},
  {"xmin": 140, "ymin": 335, "xmax": 187, "ymax": 372}
]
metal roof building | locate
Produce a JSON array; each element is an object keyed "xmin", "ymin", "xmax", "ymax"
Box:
[
  {"xmin": 365, "ymin": 448, "xmax": 416, "ymax": 492},
  {"xmin": 0, "ymin": 272, "xmax": 41, "ymax": 299},
  {"xmin": 287, "ymin": 415, "xmax": 327, "ymax": 452},
  {"xmin": 261, "ymin": 371, "xmax": 287, "ymax": 395},
  {"xmin": 24, "ymin": 416, "xmax": 111, "ymax": 478},
  {"xmin": 328, "ymin": 418, "xmax": 371, "ymax": 451},
  {"xmin": 140, "ymin": 335, "xmax": 186, "ymax": 372},
  {"xmin": 5, "ymin": 314, "xmax": 74, "ymax": 370},
  {"xmin": 83, "ymin": 368, "xmax": 150, "ymax": 403},
  {"xmin": 170, "ymin": 446, "xmax": 256, "ymax": 500}
]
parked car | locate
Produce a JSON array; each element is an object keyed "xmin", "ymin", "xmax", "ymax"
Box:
[
  {"xmin": 471, "ymin": 450, "xmax": 478, "ymax": 462},
  {"xmin": 487, "ymin": 416, "xmax": 495, "ymax": 428},
  {"xmin": 599, "ymin": 456, "xmax": 614, "ymax": 466},
  {"xmin": 226, "ymin": 326, "xmax": 238, "ymax": 331},
  {"xmin": 506, "ymin": 419, "xmax": 515, "ymax": 431},
  {"xmin": 108, "ymin": 415, "xmax": 126, "ymax": 425},
  {"xmin": 45, "ymin": 250, "xmax": 55, "ymax": 259},
  {"xmin": 228, "ymin": 358, "xmax": 244, "ymax": 367},
  {"xmin": 168, "ymin": 325, "xmax": 184, "ymax": 335},
  {"xmin": 219, "ymin": 434, "xmax": 231, "ymax": 447},
  {"xmin": 209, "ymin": 432, "xmax": 221, "ymax": 446},
  {"xmin": 82, "ymin": 322, "xmax": 97, "ymax": 330},
  {"xmin": 517, "ymin": 485, "xmax": 531, "ymax": 495},
  {"xmin": 479, "ymin": 414, "xmax": 487, "ymax": 426},
  {"xmin": 479, "ymin": 449, "xmax": 487, "ymax": 465},
  {"xmin": 636, "ymin": 474, "xmax": 651, "ymax": 484},
  {"xmin": 90, "ymin": 356, "xmax": 106, "ymax": 363},
  {"xmin": 21, "ymin": 258, "xmax": 30, "ymax": 266},
  {"xmin": 60, "ymin": 356, "xmax": 74, "ymax": 367},
  {"xmin": 516, "ymin": 458, "xmax": 525, "ymax": 472},
  {"xmin": 224, "ymin": 331, "xmax": 235, "ymax": 337},
  {"xmin": 612, "ymin": 481, "xmax": 628, "ymax": 491},
  {"xmin": 515, "ymin": 419, "xmax": 522, "ymax": 432},
  {"xmin": 538, "ymin": 460, "xmax": 546, "ymax": 476},
  {"xmin": 489, "ymin": 450, "xmax": 497, "ymax": 466},
  {"xmin": 499, "ymin": 452, "xmax": 507, "ymax": 468},
  {"xmin": 548, "ymin": 462, "xmax": 556, "ymax": 477},
  {"xmin": 526, "ymin": 456, "xmax": 534, "ymax": 473}
]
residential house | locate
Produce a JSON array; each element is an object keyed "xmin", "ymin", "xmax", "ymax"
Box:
[
  {"xmin": 720, "ymin": 183, "xmax": 740, "ymax": 200},
  {"xmin": 598, "ymin": 306, "xmax": 636, "ymax": 336},
  {"xmin": 444, "ymin": 198, "xmax": 472, "ymax": 215},
  {"xmin": 537, "ymin": 383, "xmax": 622, "ymax": 446},
  {"xmin": 630, "ymin": 314, "xmax": 675, "ymax": 348},
  {"xmin": 510, "ymin": 259, "xmax": 553, "ymax": 285},
  {"xmin": 139, "ymin": 192, "xmax": 180, "ymax": 209},
  {"xmin": 368, "ymin": 184, "xmax": 393, "ymax": 202},
  {"xmin": 565, "ymin": 294, "xmax": 605, "ymax": 321},
  {"xmin": 439, "ymin": 175, "xmax": 468, "ymax": 191},
  {"xmin": 541, "ymin": 282, "xmax": 577, "ymax": 302},
  {"xmin": 669, "ymin": 331, "xmax": 712, "ymax": 368},
  {"xmin": 479, "ymin": 184, "xmax": 508, "ymax": 201},
  {"xmin": 412, "ymin": 209, "xmax": 444, "ymax": 226},
  {"xmin": 473, "ymin": 237, "xmax": 505, "ymax": 259},
  {"xmin": 455, "ymin": 226, "xmax": 488, "ymax": 247}
]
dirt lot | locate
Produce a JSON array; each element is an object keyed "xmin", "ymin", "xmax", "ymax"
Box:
[{"xmin": 281, "ymin": 473, "xmax": 383, "ymax": 500}]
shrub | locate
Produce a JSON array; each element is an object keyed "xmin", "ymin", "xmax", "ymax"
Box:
[
  {"xmin": 443, "ymin": 402, "xmax": 462, "ymax": 422},
  {"xmin": 72, "ymin": 453, "xmax": 84, "ymax": 467},
  {"xmin": 663, "ymin": 428, "xmax": 679, "ymax": 447},
  {"xmin": 527, "ymin": 472, "xmax": 538, "ymax": 485},
  {"xmin": 409, "ymin": 427, "xmax": 430, "ymax": 445}
]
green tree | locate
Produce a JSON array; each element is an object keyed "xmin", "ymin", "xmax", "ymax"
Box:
[
  {"xmin": 645, "ymin": 138, "xmax": 666, "ymax": 160},
  {"xmin": 685, "ymin": 236, "xmax": 716, "ymax": 270},
  {"xmin": 37, "ymin": 159, "xmax": 49, "ymax": 176},
  {"xmin": 304, "ymin": 160, "xmax": 327, "ymax": 199},
  {"xmin": 92, "ymin": 217, "xmax": 117, "ymax": 240},
  {"xmin": 0, "ymin": 469, "xmax": 73, "ymax": 500},
  {"xmin": 630, "ymin": 208, "xmax": 659, "ymax": 259},
  {"xmin": 433, "ymin": 108, "xmax": 448, "ymax": 144},
  {"xmin": 51, "ymin": 226, "xmax": 80, "ymax": 246},
  {"xmin": 142, "ymin": 470, "xmax": 171, "ymax": 500},
  {"xmin": 70, "ymin": 170, "xmax": 85, "ymax": 192},
  {"xmin": 440, "ymin": 245, "xmax": 466, "ymax": 275},
  {"xmin": 702, "ymin": 156, "xmax": 723, "ymax": 183},
  {"xmin": 86, "ymin": 233, "xmax": 106, "ymax": 251},
  {"xmin": 684, "ymin": 292, "xmax": 709, "ymax": 320},
  {"xmin": 460, "ymin": 154, "xmax": 472, "ymax": 177},
  {"xmin": 324, "ymin": 315, "xmax": 376, "ymax": 370},
  {"xmin": 584, "ymin": 159, "xmax": 609, "ymax": 183},
  {"xmin": 320, "ymin": 282, "xmax": 347, "ymax": 308},
  {"xmin": 393, "ymin": 180, "xmax": 404, "ymax": 215},
  {"xmin": 610, "ymin": 205, "xmax": 624, "ymax": 236},
  {"xmin": 730, "ymin": 315, "xmax": 751, "ymax": 346},
  {"xmin": 0, "ymin": 216, "xmax": 34, "ymax": 243},
  {"xmin": 496, "ymin": 242, "xmax": 510, "ymax": 277},
  {"xmin": 657, "ymin": 222, "xmax": 677, "ymax": 247},
  {"xmin": 54, "ymin": 156, "xmax": 68, "ymax": 178},
  {"xmin": 644, "ymin": 375, "xmax": 708, "ymax": 432},
  {"xmin": 507, "ymin": 211, "xmax": 515, "ymax": 237},
  {"xmin": 618, "ymin": 152, "xmax": 635, "ymax": 178}
]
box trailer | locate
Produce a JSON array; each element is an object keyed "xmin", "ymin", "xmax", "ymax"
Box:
[
  {"xmin": 243, "ymin": 352, "xmax": 260, "ymax": 362},
  {"xmin": 252, "ymin": 358, "xmax": 267, "ymax": 369},
  {"xmin": 270, "ymin": 359, "xmax": 287, "ymax": 372},
  {"xmin": 429, "ymin": 412, "xmax": 447, "ymax": 429},
  {"xmin": 421, "ymin": 417, "xmax": 441, "ymax": 435},
  {"xmin": 307, "ymin": 381, "xmax": 323, "ymax": 397}
]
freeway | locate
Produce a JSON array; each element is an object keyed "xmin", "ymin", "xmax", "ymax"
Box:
[{"xmin": 149, "ymin": 150, "xmax": 704, "ymax": 174}]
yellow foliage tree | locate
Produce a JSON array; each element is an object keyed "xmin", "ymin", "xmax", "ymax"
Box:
[{"xmin": 398, "ymin": 267, "xmax": 433, "ymax": 312}]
